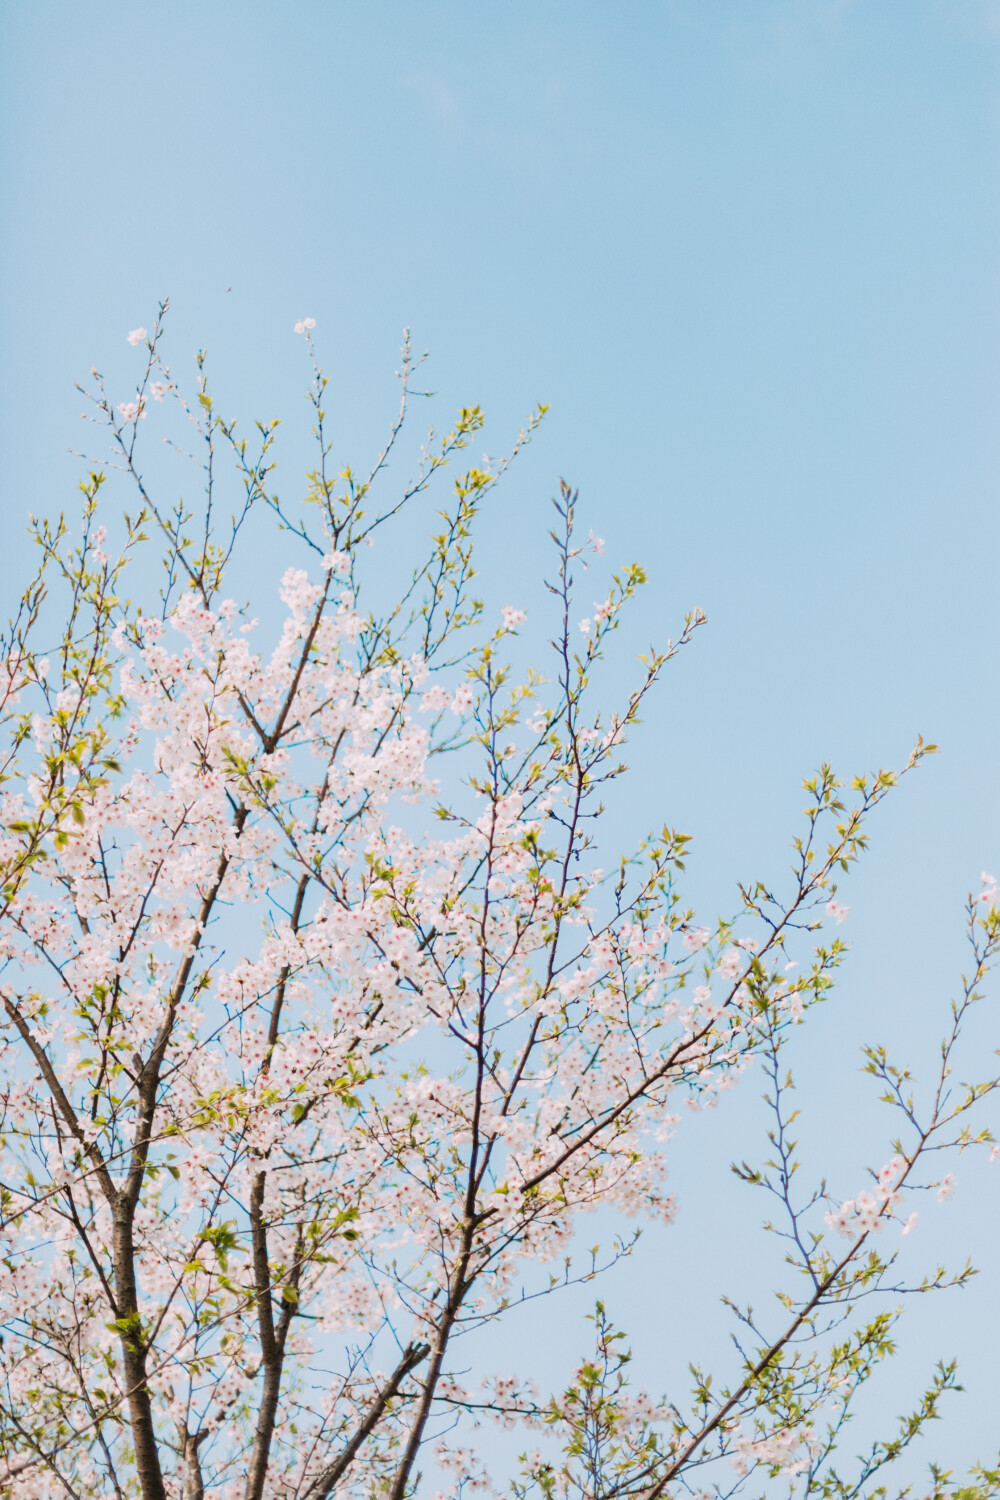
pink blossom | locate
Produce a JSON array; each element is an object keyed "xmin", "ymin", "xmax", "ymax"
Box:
[
  {"xmin": 937, "ymin": 1172, "xmax": 956, "ymax": 1202},
  {"xmin": 293, "ymin": 317, "xmax": 317, "ymax": 334},
  {"xmin": 149, "ymin": 380, "xmax": 168, "ymax": 401},
  {"xmin": 875, "ymin": 1155, "xmax": 905, "ymax": 1204},
  {"xmin": 501, "ymin": 606, "xmax": 525, "ymax": 630},
  {"xmin": 451, "ymin": 682, "xmax": 474, "ymax": 714},
  {"xmin": 126, "ymin": 327, "xmax": 147, "ymax": 346},
  {"xmin": 718, "ymin": 946, "xmax": 743, "ymax": 980},
  {"xmin": 825, "ymin": 1200, "xmax": 856, "ymax": 1239},
  {"xmin": 826, "ymin": 897, "xmax": 849, "ymax": 924}
]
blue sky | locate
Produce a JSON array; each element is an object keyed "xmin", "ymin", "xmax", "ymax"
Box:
[{"xmin": 2, "ymin": 0, "xmax": 999, "ymax": 1476}]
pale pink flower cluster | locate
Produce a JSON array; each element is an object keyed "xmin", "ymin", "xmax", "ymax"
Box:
[
  {"xmin": 126, "ymin": 326, "xmax": 147, "ymax": 345},
  {"xmin": 825, "ymin": 1156, "xmax": 906, "ymax": 1239},
  {"xmin": 294, "ymin": 316, "xmax": 317, "ymax": 333},
  {"xmin": 718, "ymin": 946, "xmax": 744, "ymax": 980},
  {"xmin": 825, "ymin": 897, "xmax": 849, "ymax": 923},
  {"xmin": 732, "ymin": 1424, "xmax": 819, "ymax": 1478},
  {"xmin": 451, "ymin": 680, "xmax": 474, "ymax": 714},
  {"xmin": 937, "ymin": 1171, "xmax": 956, "ymax": 1202},
  {"xmin": 501, "ymin": 605, "xmax": 526, "ymax": 630},
  {"xmin": 432, "ymin": 1443, "xmax": 492, "ymax": 1491}
]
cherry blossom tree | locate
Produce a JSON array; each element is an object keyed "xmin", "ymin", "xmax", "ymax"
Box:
[{"xmin": 0, "ymin": 304, "xmax": 996, "ymax": 1500}]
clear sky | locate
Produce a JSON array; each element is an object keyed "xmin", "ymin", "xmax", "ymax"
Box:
[{"xmin": 1, "ymin": 0, "xmax": 998, "ymax": 1478}]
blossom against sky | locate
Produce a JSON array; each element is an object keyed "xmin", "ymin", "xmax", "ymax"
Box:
[{"xmin": 0, "ymin": 0, "xmax": 998, "ymax": 1464}]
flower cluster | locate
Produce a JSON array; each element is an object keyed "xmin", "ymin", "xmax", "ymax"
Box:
[
  {"xmin": 732, "ymin": 1425, "xmax": 820, "ymax": 1479},
  {"xmin": 824, "ymin": 1155, "xmax": 907, "ymax": 1239}
]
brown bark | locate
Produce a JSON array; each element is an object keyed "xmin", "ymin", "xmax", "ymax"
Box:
[
  {"xmin": 243, "ymin": 873, "xmax": 309, "ymax": 1500},
  {"xmin": 112, "ymin": 1209, "xmax": 166, "ymax": 1500},
  {"xmin": 176, "ymin": 1425, "xmax": 207, "ymax": 1500},
  {"xmin": 244, "ymin": 1170, "xmax": 283, "ymax": 1500}
]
